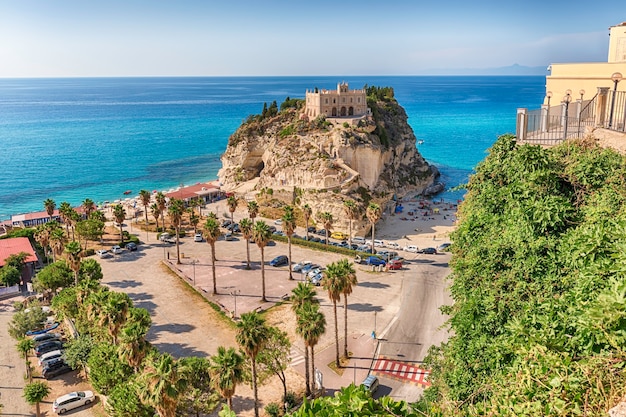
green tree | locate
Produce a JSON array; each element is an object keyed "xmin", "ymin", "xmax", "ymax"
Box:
[
  {"xmin": 79, "ymin": 258, "xmax": 103, "ymax": 282},
  {"xmin": 366, "ymin": 203, "xmax": 381, "ymax": 255},
  {"xmin": 137, "ymin": 352, "xmax": 186, "ymax": 417},
  {"xmin": 210, "ymin": 346, "xmax": 245, "ymax": 409},
  {"xmin": 317, "ymin": 211, "xmax": 333, "ymax": 245},
  {"xmin": 64, "ymin": 334, "xmax": 94, "ymax": 377},
  {"xmin": 168, "ymin": 198, "xmax": 185, "ymax": 264},
  {"xmin": 338, "ymin": 258, "xmax": 357, "ymax": 358},
  {"xmin": 32, "ymin": 260, "xmax": 73, "ymax": 299},
  {"xmin": 139, "ymin": 190, "xmax": 152, "ymax": 227},
  {"xmin": 302, "ymin": 204, "xmax": 312, "ymax": 241},
  {"xmin": 88, "ymin": 342, "xmax": 133, "ymax": 395},
  {"xmin": 178, "ymin": 356, "xmax": 220, "ymax": 417},
  {"xmin": 23, "ymin": 381, "xmax": 50, "ymax": 417},
  {"xmin": 99, "ymin": 291, "xmax": 132, "ymax": 344},
  {"xmin": 151, "ymin": 202, "xmax": 162, "ymax": 232},
  {"xmin": 106, "ymin": 381, "xmax": 155, "ymax": 417},
  {"xmin": 43, "ymin": 198, "xmax": 56, "ymax": 222},
  {"xmin": 291, "ymin": 281, "xmax": 317, "ymax": 311},
  {"xmin": 236, "ymin": 311, "xmax": 269, "ymax": 417},
  {"xmin": 322, "ymin": 260, "xmax": 344, "ymax": 368},
  {"xmin": 239, "ymin": 218, "xmax": 253, "ymax": 270},
  {"xmin": 82, "ymin": 198, "xmax": 96, "ymax": 217},
  {"xmin": 247, "ymin": 200, "xmax": 259, "ymax": 222},
  {"xmin": 8, "ymin": 306, "xmax": 48, "ymax": 339},
  {"xmin": 0, "ymin": 265, "xmax": 21, "ymax": 287},
  {"xmin": 203, "ymin": 216, "xmax": 222, "ymax": 294},
  {"xmin": 282, "ymin": 205, "xmax": 297, "ymax": 280},
  {"xmin": 117, "ymin": 307, "xmax": 152, "ymax": 371},
  {"xmin": 343, "ymin": 200, "xmax": 360, "ymax": 247},
  {"xmin": 113, "ymin": 204, "xmax": 127, "ymax": 243},
  {"xmin": 49, "ymin": 227, "xmax": 66, "ymax": 262},
  {"xmin": 155, "ymin": 191, "xmax": 167, "ymax": 231},
  {"xmin": 17, "ymin": 337, "xmax": 35, "ymax": 382},
  {"xmin": 226, "ymin": 195, "xmax": 238, "ymax": 226},
  {"xmin": 257, "ymin": 326, "xmax": 291, "ymax": 402},
  {"xmin": 252, "ymin": 220, "xmax": 272, "ymax": 302},
  {"xmin": 296, "ymin": 302, "xmax": 326, "ymax": 396},
  {"xmin": 64, "ymin": 240, "xmax": 82, "ymax": 286}
]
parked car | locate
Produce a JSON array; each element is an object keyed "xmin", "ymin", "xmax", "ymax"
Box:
[
  {"xmin": 293, "ymin": 261, "xmax": 312, "ymax": 272},
  {"xmin": 316, "ymin": 229, "xmax": 327, "ymax": 236},
  {"xmin": 52, "ymin": 390, "xmax": 94, "ymax": 414},
  {"xmin": 111, "ymin": 245, "xmax": 123, "ymax": 255},
  {"xmin": 226, "ymin": 223, "xmax": 240, "ymax": 233},
  {"xmin": 301, "ymin": 263, "xmax": 320, "ymax": 274},
  {"xmin": 307, "ymin": 226, "xmax": 317, "ymax": 233},
  {"xmin": 309, "ymin": 273, "xmax": 323, "ymax": 286},
  {"xmin": 307, "ymin": 267, "xmax": 324, "ymax": 278},
  {"xmin": 32, "ymin": 332, "xmax": 62, "ymax": 344},
  {"xmin": 352, "ymin": 236, "xmax": 366, "ymax": 244},
  {"xmin": 361, "ymin": 375, "xmax": 380, "ymax": 394},
  {"xmin": 374, "ymin": 239, "xmax": 385, "ymax": 247},
  {"xmin": 39, "ymin": 349, "xmax": 65, "ymax": 366},
  {"xmin": 274, "ymin": 219, "xmax": 283, "ymax": 225},
  {"xmin": 331, "ymin": 231, "xmax": 347, "ymax": 240},
  {"xmin": 159, "ymin": 233, "xmax": 172, "ymax": 242},
  {"xmin": 194, "ymin": 233, "xmax": 203, "ymax": 242},
  {"xmin": 125, "ymin": 242, "xmax": 137, "ymax": 251},
  {"xmin": 418, "ymin": 247, "xmax": 437, "ymax": 254},
  {"xmin": 269, "ymin": 255, "xmax": 289, "ymax": 267},
  {"xmin": 35, "ymin": 341, "xmax": 64, "ymax": 357},
  {"xmin": 386, "ymin": 242, "xmax": 401, "ymax": 250},
  {"xmin": 388, "ymin": 260, "xmax": 403, "ymax": 270},
  {"xmin": 437, "ymin": 242, "xmax": 451, "ymax": 251},
  {"xmin": 42, "ymin": 359, "xmax": 72, "ymax": 379},
  {"xmin": 268, "ymin": 226, "xmax": 277, "ymax": 233},
  {"xmin": 403, "ymin": 245, "xmax": 419, "ymax": 253},
  {"xmin": 391, "ymin": 255, "xmax": 406, "ymax": 263},
  {"xmin": 96, "ymin": 249, "xmax": 111, "ymax": 259},
  {"xmin": 366, "ymin": 256, "xmax": 386, "ymax": 267},
  {"xmin": 224, "ymin": 233, "xmax": 235, "ymax": 241},
  {"xmin": 221, "ymin": 219, "xmax": 232, "ymax": 227}
]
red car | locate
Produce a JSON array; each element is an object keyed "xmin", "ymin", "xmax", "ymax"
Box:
[{"xmin": 389, "ymin": 260, "xmax": 403, "ymax": 270}]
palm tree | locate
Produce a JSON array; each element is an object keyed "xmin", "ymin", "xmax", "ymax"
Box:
[
  {"xmin": 189, "ymin": 211, "xmax": 200, "ymax": 234},
  {"xmin": 118, "ymin": 308, "xmax": 152, "ymax": 371},
  {"xmin": 226, "ymin": 195, "xmax": 238, "ymax": 226},
  {"xmin": 322, "ymin": 260, "xmax": 344, "ymax": 368},
  {"xmin": 59, "ymin": 201, "xmax": 73, "ymax": 236},
  {"xmin": 236, "ymin": 311, "xmax": 269, "ymax": 417},
  {"xmin": 23, "ymin": 381, "xmax": 50, "ymax": 417},
  {"xmin": 252, "ymin": 221, "xmax": 272, "ymax": 302},
  {"xmin": 49, "ymin": 228, "xmax": 66, "ymax": 262},
  {"xmin": 113, "ymin": 204, "xmax": 126, "ymax": 244},
  {"xmin": 247, "ymin": 200, "xmax": 259, "ymax": 222},
  {"xmin": 302, "ymin": 204, "xmax": 312, "ymax": 241},
  {"xmin": 168, "ymin": 198, "xmax": 185, "ymax": 264},
  {"xmin": 203, "ymin": 217, "xmax": 221, "ymax": 294},
  {"xmin": 239, "ymin": 218, "xmax": 253, "ymax": 270},
  {"xmin": 295, "ymin": 302, "xmax": 326, "ymax": 396},
  {"xmin": 210, "ymin": 346, "xmax": 244, "ymax": 409},
  {"xmin": 43, "ymin": 198, "xmax": 56, "ymax": 222},
  {"xmin": 338, "ymin": 258, "xmax": 357, "ymax": 358},
  {"xmin": 138, "ymin": 352, "xmax": 186, "ymax": 417},
  {"xmin": 291, "ymin": 281, "xmax": 317, "ymax": 312},
  {"xmin": 82, "ymin": 198, "xmax": 96, "ymax": 218},
  {"xmin": 282, "ymin": 205, "xmax": 297, "ymax": 280},
  {"xmin": 366, "ymin": 203, "xmax": 382, "ymax": 254},
  {"xmin": 34, "ymin": 224, "xmax": 52, "ymax": 264},
  {"xmin": 17, "ymin": 338, "xmax": 35, "ymax": 382},
  {"xmin": 139, "ymin": 190, "xmax": 152, "ymax": 227},
  {"xmin": 99, "ymin": 291, "xmax": 131, "ymax": 344},
  {"xmin": 156, "ymin": 192, "xmax": 167, "ymax": 231},
  {"xmin": 151, "ymin": 202, "xmax": 162, "ymax": 232},
  {"xmin": 65, "ymin": 240, "xmax": 82, "ymax": 286},
  {"xmin": 343, "ymin": 200, "xmax": 359, "ymax": 247},
  {"xmin": 317, "ymin": 211, "xmax": 333, "ymax": 245}
]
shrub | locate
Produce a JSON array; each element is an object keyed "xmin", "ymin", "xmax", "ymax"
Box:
[{"xmin": 265, "ymin": 402, "xmax": 281, "ymax": 417}]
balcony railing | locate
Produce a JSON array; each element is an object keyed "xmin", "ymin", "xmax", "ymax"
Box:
[{"xmin": 517, "ymin": 88, "xmax": 626, "ymax": 146}]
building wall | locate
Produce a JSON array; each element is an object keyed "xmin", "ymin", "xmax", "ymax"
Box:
[
  {"xmin": 305, "ymin": 83, "xmax": 368, "ymax": 118},
  {"xmin": 609, "ymin": 23, "xmax": 626, "ymax": 63}
]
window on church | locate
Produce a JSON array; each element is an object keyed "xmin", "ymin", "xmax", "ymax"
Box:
[{"xmin": 325, "ymin": 99, "xmax": 328, "ymax": 104}]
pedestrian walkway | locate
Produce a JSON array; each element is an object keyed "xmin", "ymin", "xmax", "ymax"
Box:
[
  {"xmin": 372, "ymin": 356, "xmax": 430, "ymax": 387},
  {"xmin": 289, "ymin": 346, "xmax": 306, "ymax": 367}
]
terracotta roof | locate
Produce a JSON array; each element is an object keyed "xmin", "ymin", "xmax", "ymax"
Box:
[
  {"xmin": 11, "ymin": 209, "xmax": 59, "ymax": 222},
  {"xmin": 165, "ymin": 183, "xmax": 220, "ymax": 200},
  {"xmin": 0, "ymin": 237, "xmax": 38, "ymax": 267}
]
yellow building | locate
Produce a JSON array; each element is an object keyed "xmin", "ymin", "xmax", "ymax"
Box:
[{"xmin": 305, "ymin": 82, "xmax": 368, "ymax": 119}]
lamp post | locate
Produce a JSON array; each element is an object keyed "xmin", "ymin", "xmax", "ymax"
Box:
[
  {"xmin": 609, "ymin": 72, "xmax": 623, "ymax": 129},
  {"xmin": 562, "ymin": 92, "xmax": 572, "ymax": 139},
  {"xmin": 191, "ymin": 259, "xmax": 198, "ymax": 286},
  {"xmin": 231, "ymin": 290, "xmax": 240, "ymax": 318},
  {"xmin": 579, "ymin": 89, "xmax": 585, "ymax": 102},
  {"xmin": 545, "ymin": 91, "xmax": 553, "ymax": 131},
  {"xmin": 578, "ymin": 89, "xmax": 585, "ymax": 137}
]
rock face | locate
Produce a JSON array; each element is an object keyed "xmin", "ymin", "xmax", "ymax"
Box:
[{"xmin": 218, "ymin": 91, "xmax": 439, "ymax": 234}]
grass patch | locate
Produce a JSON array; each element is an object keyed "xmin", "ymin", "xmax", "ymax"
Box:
[{"xmin": 327, "ymin": 355, "xmax": 352, "ymax": 376}]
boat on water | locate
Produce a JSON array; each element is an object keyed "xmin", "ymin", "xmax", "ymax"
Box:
[
  {"xmin": 123, "ymin": 190, "xmax": 132, "ymax": 195},
  {"xmin": 26, "ymin": 322, "xmax": 60, "ymax": 336}
]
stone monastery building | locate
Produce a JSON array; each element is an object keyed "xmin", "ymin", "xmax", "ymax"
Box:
[{"xmin": 305, "ymin": 82, "xmax": 368, "ymax": 119}]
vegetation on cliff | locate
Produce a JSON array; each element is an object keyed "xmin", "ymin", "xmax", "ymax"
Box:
[{"xmin": 419, "ymin": 134, "xmax": 626, "ymax": 415}]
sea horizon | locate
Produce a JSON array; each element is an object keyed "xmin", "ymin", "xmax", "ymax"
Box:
[{"xmin": 0, "ymin": 75, "xmax": 546, "ymax": 219}]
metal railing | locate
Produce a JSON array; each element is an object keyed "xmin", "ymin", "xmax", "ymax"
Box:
[{"xmin": 517, "ymin": 88, "xmax": 626, "ymax": 146}]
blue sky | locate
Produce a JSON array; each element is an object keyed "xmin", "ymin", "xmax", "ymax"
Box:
[{"xmin": 0, "ymin": 0, "xmax": 621, "ymax": 77}]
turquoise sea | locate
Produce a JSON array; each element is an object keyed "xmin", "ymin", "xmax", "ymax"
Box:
[{"xmin": 0, "ymin": 76, "xmax": 545, "ymax": 219}]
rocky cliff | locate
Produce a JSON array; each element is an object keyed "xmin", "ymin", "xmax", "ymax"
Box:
[{"xmin": 218, "ymin": 88, "xmax": 440, "ymax": 234}]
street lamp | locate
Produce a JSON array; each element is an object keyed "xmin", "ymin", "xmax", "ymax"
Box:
[
  {"xmin": 563, "ymin": 92, "xmax": 572, "ymax": 139},
  {"xmin": 609, "ymin": 72, "xmax": 623, "ymax": 129},
  {"xmin": 231, "ymin": 290, "xmax": 240, "ymax": 318},
  {"xmin": 546, "ymin": 91, "xmax": 553, "ymax": 130},
  {"xmin": 579, "ymin": 89, "xmax": 585, "ymax": 102},
  {"xmin": 191, "ymin": 259, "xmax": 198, "ymax": 285}
]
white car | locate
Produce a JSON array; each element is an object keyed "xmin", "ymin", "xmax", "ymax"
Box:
[
  {"xmin": 194, "ymin": 233, "xmax": 203, "ymax": 242},
  {"xmin": 274, "ymin": 219, "xmax": 283, "ymax": 225},
  {"xmin": 95, "ymin": 249, "xmax": 112, "ymax": 259},
  {"xmin": 293, "ymin": 261, "xmax": 312, "ymax": 272},
  {"xmin": 52, "ymin": 390, "xmax": 94, "ymax": 414},
  {"xmin": 111, "ymin": 245, "xmax": 123, "ymax": 254},
  {"xmin": 39, "ymin": 349, "xmax": 64, "ymax": 366},
  {"xmin": 352, "ymin": 236, "xmax": 366, "ymax": 244},
  {"xmin": 386, "ymin": 242, "xmax": 401, "ymax": 250},
  {"xmin": 374, "ymin": 239, "xmax": 385, "ymax": 247},
  {"xmin": 403, "ymin": 245, "xmax": 419, "ymax": 253}
]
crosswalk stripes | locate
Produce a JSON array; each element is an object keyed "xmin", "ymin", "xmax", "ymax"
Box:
[
  {"xmin": 372, "ymin": 356, "xmax": 431, "ymax": 387},
  {"xmin": 289, "ymin": 347, "xmax": 305, "ymax": 367}
]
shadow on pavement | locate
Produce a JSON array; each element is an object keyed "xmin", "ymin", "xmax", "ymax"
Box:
[
  {"xmin": 358, "ymin": 282, "xmax": 390, "ymax": 289},
  {"xmin": 348, "ymin": 303, "xmax": 383, "ymax": 312},
  {"xmin": 107, "ymin": 279, "xmax": 144, "ymax": 288},
  {"xmin": 432, "ymin": 262, "xmax": 449, "ymax": 268},
  {"xmin": 152, "ymin": 342, "xmax": 210, "ymax": 359},
  {"xmin": 151, "ymin": 322, "xmax": 196, "ymax": 335}
]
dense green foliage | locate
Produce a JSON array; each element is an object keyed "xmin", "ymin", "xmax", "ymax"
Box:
[{"xmin": 422, "ymin": 135, "xmax": 626, "ymax": 415}]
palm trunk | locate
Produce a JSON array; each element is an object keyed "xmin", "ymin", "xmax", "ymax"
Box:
[
  {"xmin": 119, "ymin": 225, "xmax": 124, "ymax": 243},
  {"xmin": 371, "ymin": 223, "xmax": 375, "ymax": 254},
  {"xmin": 343, "ymin": 295, "xmax": 349, "ymax": 358},
  {"xmin": 333, "ymin": 301, "xmax": 340, "ymax": 368},
  {"xmin": 288, "ymin": 236, "xmax": 293, "ymax": 280},
  {"xmin": 144, "ymin": 209, "xmax": 149, "ymax": 228},
  {"xmin": 304, "ymin": 345, "xmax": 310, "ymax": 396},
  {"xmin": 348, "ymin": 218, "xmax": 352, "ymax": 247},
  {"xmin": 311, "ymin": 344, "xmax": 316, "ymax": 393},
  {"xmin": 305, "ymin": 218, "xmax": 309, "ymax": 241},
  {"xmin": 175, "ymin": 227, "xmax": 181, "ymax": 264},
  {"xmin": 211, "ymin": 244, "xmax": 217, "ymax": 294},
  {"xmin": 227, "ymin": 397, "xmax": 233, "ymax": 409},
  {"xmin": 245, "ymin": 240, "xmax": 251, "ymax": 270},
  {"xmin": 252, "ymin": 357, "xmax": 259, "ymax": 417},
  {"xmin": 261, "ymin": 249, "xmax": 267, "ymax": 302},
  {"xmin": 35, "ymin": 402, "xmax": 41, "ymax": 417},
  {"xmin": 325, "ymin": 228, "xmax": 329, "ymax": 245}
]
